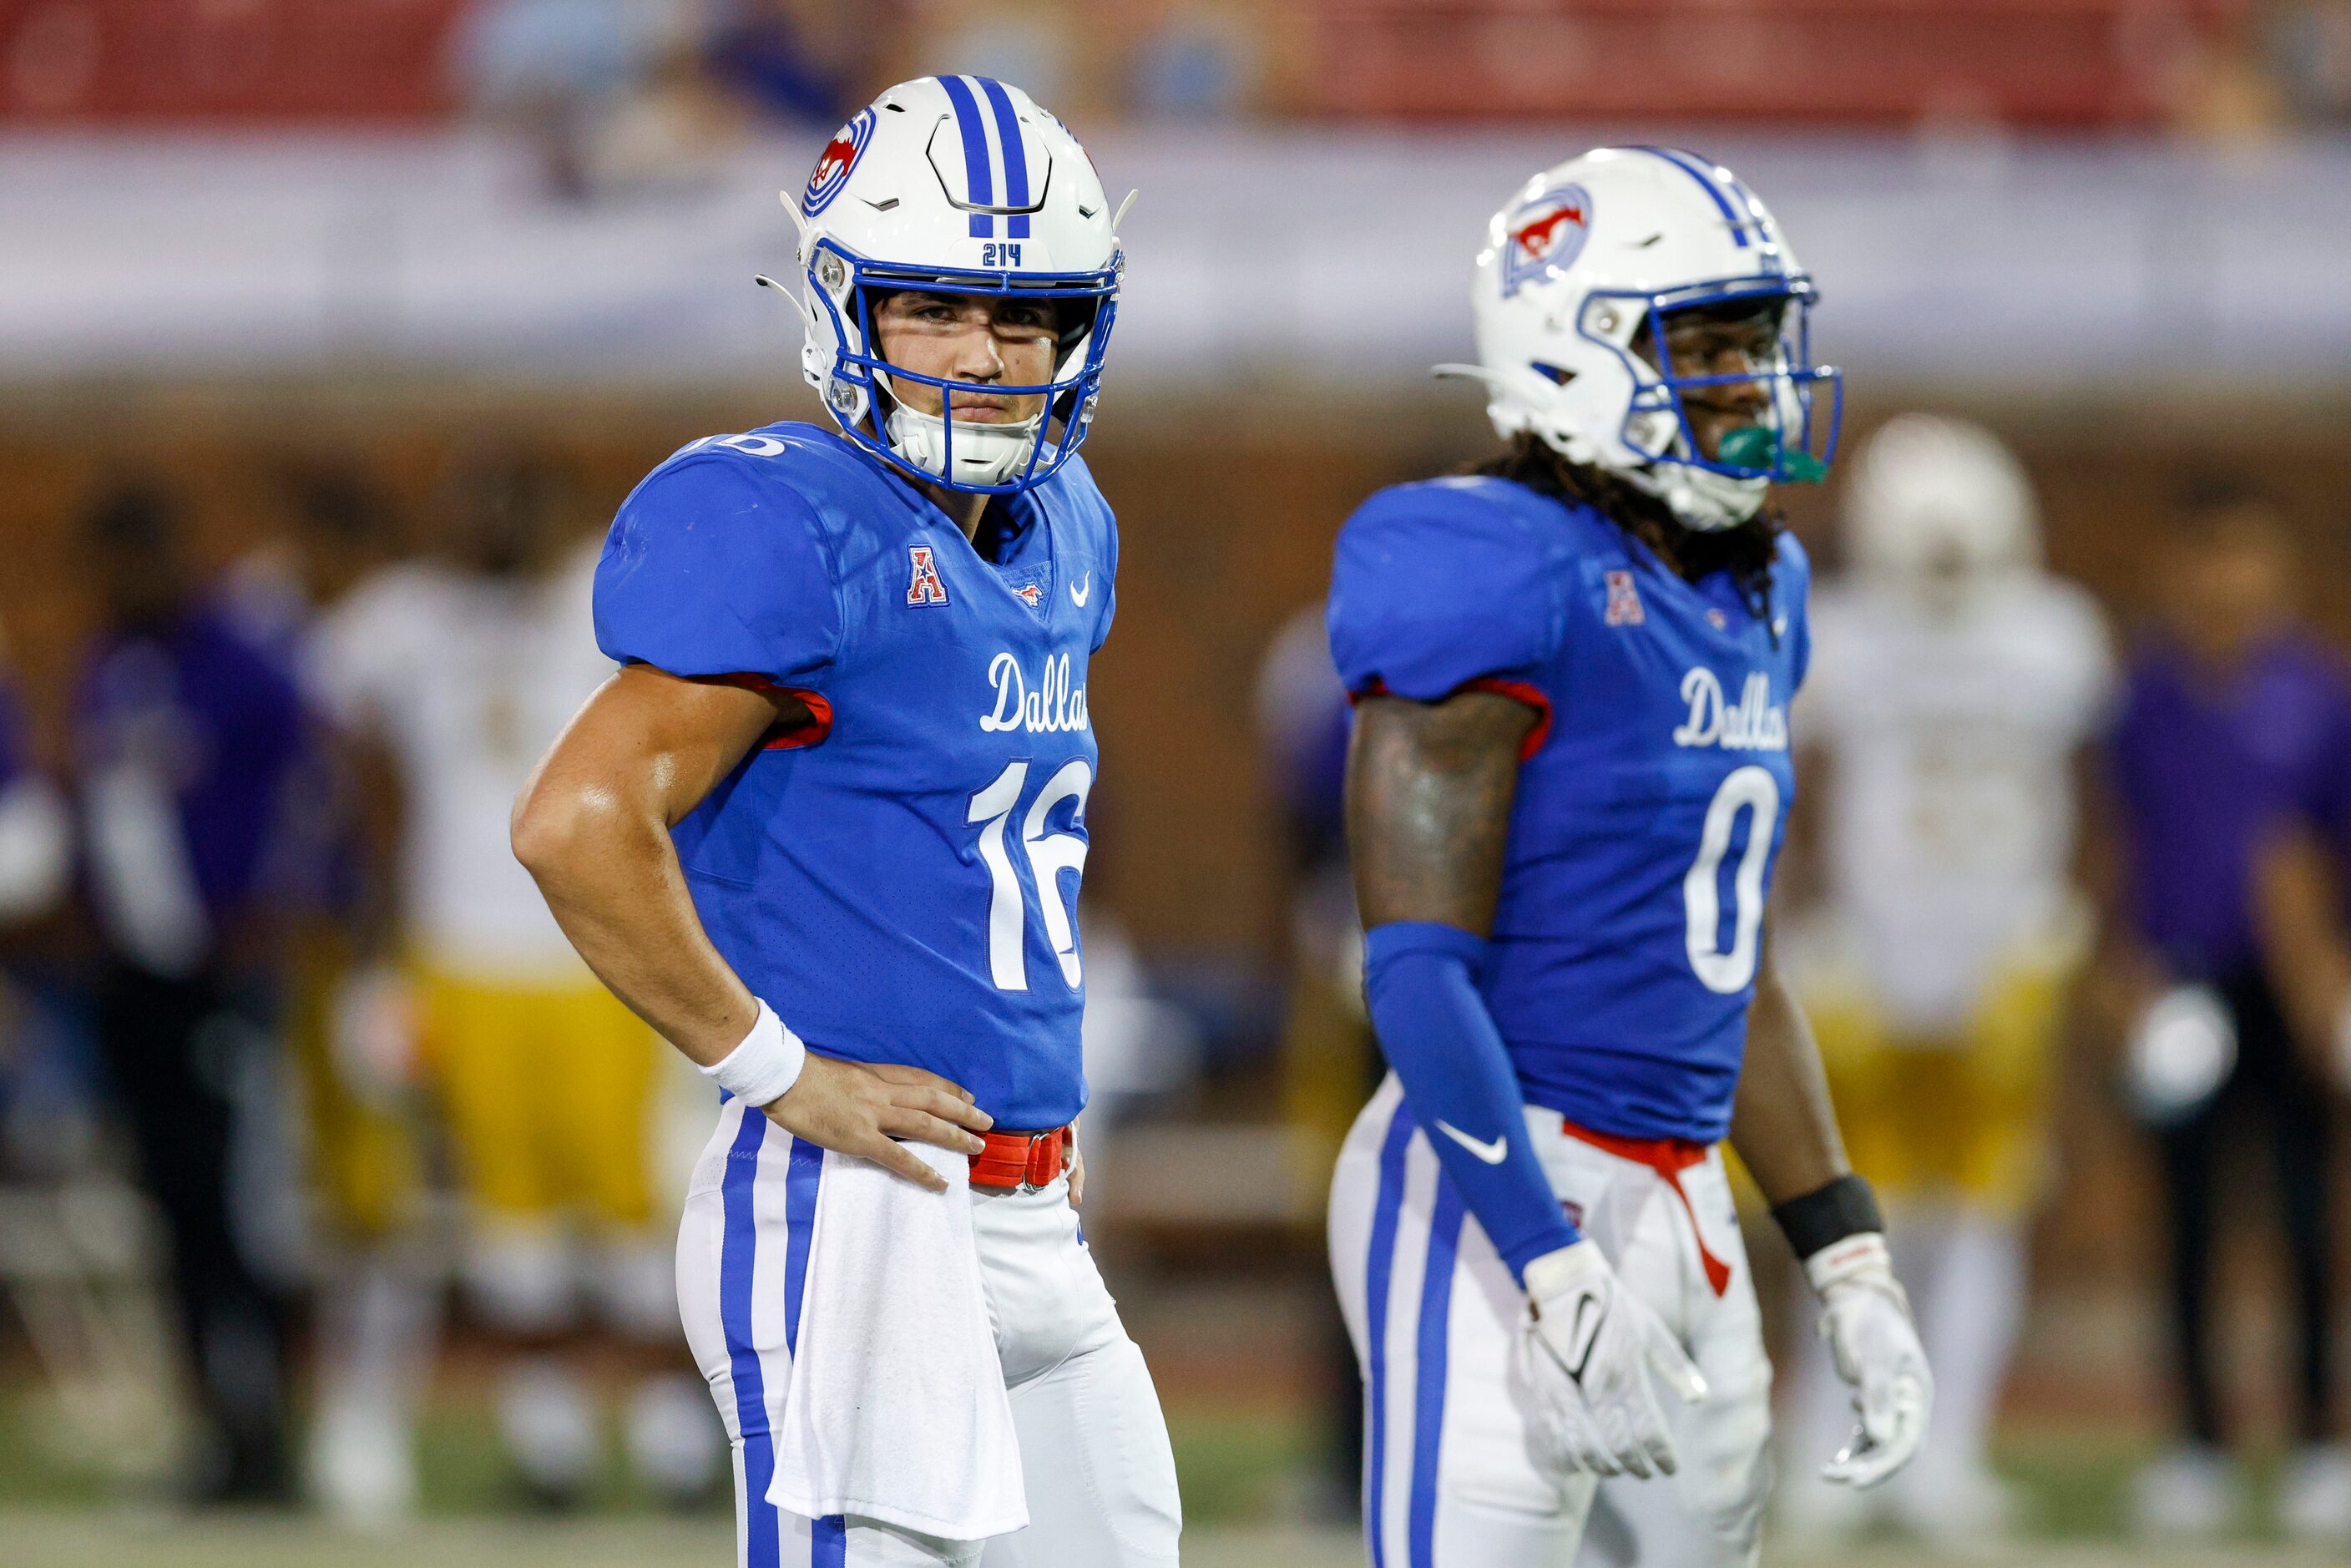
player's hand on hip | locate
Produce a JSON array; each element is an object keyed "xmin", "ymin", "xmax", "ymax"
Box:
[
  {"xmin": 1514, "ymin": 1238, "xmax": 1707, "ymax": 1480},
  {"xmin": 1807, "ymin": 1233, "xmax": 1932, "ymax": 1488},
  {"xmin": 761, "ymin": 1054, "xmax": 993, "ymax": 1192}
]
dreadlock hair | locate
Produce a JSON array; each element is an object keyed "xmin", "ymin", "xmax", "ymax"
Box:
[{"xmin": 1469, "ymin": 432, "xmax": 1785, "ymax": 638}]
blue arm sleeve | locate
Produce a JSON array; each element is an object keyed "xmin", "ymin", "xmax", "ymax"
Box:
[{"xmin": 1364, "ymin": 921, "xmax": 1580, "ymax": 1282}]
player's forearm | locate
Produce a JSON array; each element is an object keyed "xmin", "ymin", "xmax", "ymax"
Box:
[
  {"xmin": 1365, "ymin": 922, "xmax": 1579, "ymax": 1279},
  {"xmin": 1727, "ymin": 955, "xmax": 1849, "ymax": 1206},
  {"xmin": 514, "ymin": 782, "xmax": 756, "ymax": 1066},
  {"xmin": 2255, "ymin": 827, "xmax": 2351, "ymax": 1079}
]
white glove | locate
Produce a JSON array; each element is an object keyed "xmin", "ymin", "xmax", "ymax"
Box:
[
  {"xmin": 1515, "ymin": 1238, "xmax": 1708, "ymax": 1479},
  {"xmin": 1807, "ymin": 1232, "xmax": 1932, "ymax": 1488},
  {"xmin": 2125, "ymin": 984, "xmax": 2236, "ymax": 1126},
  {"xmin": 329, "ymin": 962, "xmax": 420, "ymax": 1110}
]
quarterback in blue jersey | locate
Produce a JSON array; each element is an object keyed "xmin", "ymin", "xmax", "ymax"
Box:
[
  {"xmin": 514, "ymin": 78, "xmax": 1179, "ymax": 1568},
  {"xmin": 1325, "ymin": 149, "xmax": 1934, "ymax": 1567}
]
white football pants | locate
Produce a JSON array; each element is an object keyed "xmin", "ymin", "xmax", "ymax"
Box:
[
  {"xmin": 677, "ymin": 1098, "xmax": 1183, "ymax": 1567},
  {"xmin": 1330, "ymin": 1075, "xmax": 1774, "ymax": 1568}
]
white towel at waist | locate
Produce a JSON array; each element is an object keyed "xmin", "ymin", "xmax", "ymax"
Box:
[{"xmin": 768, "ymin": 1140, "xmax": 1027, "ymax": 1540}]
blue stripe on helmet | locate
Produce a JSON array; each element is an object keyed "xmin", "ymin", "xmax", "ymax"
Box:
[
  {"xmin": 936, "ymin": 74, "xmax": 994, "ymax": 239},
  {"xmin": 1632, "ymin": 144, "xmax": 1749, "ymax": 249},
  {"xmin": 974, "ymin": 77, "xmax": 1032, "ymax": 240}
]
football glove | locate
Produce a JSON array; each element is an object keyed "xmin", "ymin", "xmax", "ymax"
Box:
[
  {"xmin": 1807, "ymin": 1232, "xmax": 1932, "ymax": 1489},
  {"xmin": 1515, "ymin": 1238, "xmax": 1707, "ymax": 1479},
  {"xmin": 2125, "ymin": 984, "xmax": 2236, "ymax": 1127}
]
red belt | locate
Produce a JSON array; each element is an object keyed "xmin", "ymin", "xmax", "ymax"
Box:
[
  {"xmin": 969, "ymin": 1125, "xmax": 1074, "ymax": 1191},
  {"xmin": 1560, "ymin": 1118, "xmax": 1733, "ymax": 1297}
]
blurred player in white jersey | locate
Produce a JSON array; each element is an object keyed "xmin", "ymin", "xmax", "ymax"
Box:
[
  {"xmin": 314, "ymin": 451, "xmax": 719, "ymax": 1507},
  {"xmin": 223, "ymin": 466, "xmax": 440, "ymax": 1526},
  {"xmin": 1778, "ymin": 415, "xmax": 2112, "ymax": 1540}
]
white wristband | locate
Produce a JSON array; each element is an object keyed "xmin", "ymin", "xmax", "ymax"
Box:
[{"xmin": 700, "ymin": 999, "xmax": 807, "ymax": 1108}]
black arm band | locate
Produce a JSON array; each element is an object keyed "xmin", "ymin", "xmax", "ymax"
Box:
[{"xmin": 1770, "ymin": 1174, "xmax": 1883, "ymax": 1262}]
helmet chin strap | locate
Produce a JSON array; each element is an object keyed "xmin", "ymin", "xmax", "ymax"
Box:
[
  {"xmin": 883, "ymin": 402, "xmax": 1043, "ymax": 488},
  {"xmin": 1625, "ymin": 462, "xmax": 1767, "ymax": 532}
]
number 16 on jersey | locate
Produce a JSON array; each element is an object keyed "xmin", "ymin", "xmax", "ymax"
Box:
[{"xmin": 968, "ymin": 758, "xmax": 1093, "ymax": 991}]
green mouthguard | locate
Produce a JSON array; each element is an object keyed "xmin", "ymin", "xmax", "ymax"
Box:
[{"xmin": 1716, "ymin": 426, "xmax": 1827, "ymax": 483}]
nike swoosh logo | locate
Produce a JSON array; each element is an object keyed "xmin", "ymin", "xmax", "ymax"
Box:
[
  {"xmin": 1434, "ymin": 1120, "xmax": 1508, "ymax": 1165},
  {"xmin": 1565, "ymin": 1292, "xmax": 1605, "ymax": 1381},
  {"xmin": 1069, "ymin": 572, "xmax": 1092, "ymax": 608}
]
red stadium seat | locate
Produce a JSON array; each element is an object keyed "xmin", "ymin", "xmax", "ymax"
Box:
[
  {"xmin": 0, "ymin": 0, "xmax": 470, "ymax": 124},
  {"xmin": 1307, "ymin": 0, "xmax": 2249, "ymax": 126}
]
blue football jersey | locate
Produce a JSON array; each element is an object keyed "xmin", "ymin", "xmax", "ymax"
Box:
[
  {"xmin": 1328, "ymin": 475, "xmax": 1812, "ymax": 1143},
  {"xmin": 594, "ymin": 422, "xmax": 1116, "ymax": 1130}
]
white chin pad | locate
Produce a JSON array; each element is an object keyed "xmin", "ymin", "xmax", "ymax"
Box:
[
  {"xmin": 1622, "ymin": 462, "xmax": 1768, "ymax": 532},
  {"xmin": 885, "ymin": 402, "xmax": 1042, "ymax": 488}
]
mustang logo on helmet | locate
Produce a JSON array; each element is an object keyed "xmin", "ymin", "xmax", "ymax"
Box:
[
  {"xmin": 802, "ymin": 109, "xmax": 875, "ymax": 218},
  {"xmin": 1501, "ymin": 185, "xmax": 1592, "ymax": 298}
]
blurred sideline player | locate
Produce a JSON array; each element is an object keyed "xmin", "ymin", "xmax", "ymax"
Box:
[
  {"xmin": 314, "ymin": 452, "xmax": 718, "ymax": 1507},
  {"xmin": 1327, "ymin": 148, "xmax": 1930, "ymax": 1568},
  {"xmin": 0, "ymin": 625, "xmax": 69, "ymax": 928},
  {"xmin": 515, "ymin": 76, "xmax": 1182, "ymax": 1566},
  {"xmin": 2103, "ymin": 490, "xmax": 2351, "ymax": 1541},
  {"xmin": 1260, "ymin": 604, "xmax": 1382, "ymax": 1515},
  {"xmin": 224, "ymin": 467, "xmax": 439, "ymax": 1525},
  {"xmin": 1776, "ymin": 416, "xmax": 2112, "ymax": 1541}
]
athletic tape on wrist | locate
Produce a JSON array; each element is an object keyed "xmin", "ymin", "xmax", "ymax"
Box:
[
  {"xmin": 1802, "ymin": 1231, "xmax": 1892, "ymax": 1296},
  {"xmin": 699, "ymin": 999, "xmax": 806, "ymax": 1108},
  {"xmin": 1771, "ymin": 1172, "xmax": 1883, "ymax": 1264}
]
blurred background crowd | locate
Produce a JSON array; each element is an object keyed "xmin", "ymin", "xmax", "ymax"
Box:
[{"xmin": 3, "ymin": 1, "xmax": 2351, "ymax": 1563}]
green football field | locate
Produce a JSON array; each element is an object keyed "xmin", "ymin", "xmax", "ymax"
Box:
[
  {"xmin": 3, "ymin": 1512, "xmax": 2347, "ymax": 1568},
  {"xmin": 3, "ymin": 1387, "xmax": 2336, "ymax": 1565}
]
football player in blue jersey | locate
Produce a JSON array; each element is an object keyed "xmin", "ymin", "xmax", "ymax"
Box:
[
  {"xmin": 1324, "ymin": 149, "xmax": 1934, "ymax": 1566},
  {"xmin": 512, "ymin": 78, "xmax": 1179, "ymax": 1568}
]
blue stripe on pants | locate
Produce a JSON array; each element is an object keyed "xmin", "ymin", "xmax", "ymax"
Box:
[
  {"xmin": 783, "ymin": 1137, "xmax": 822, "ymax": 1354},
  {"xmin": 720, "ymin": 1110, "xmax": 827, "ymax": 1566},
  {"xmin": 936, "ymin": 75, "xmax": 995, "ymax": 238},
  {"xmin": 1408, "ymin": 1181, "xmax": 1466, "ymax": 1567},
  {"xmin": 1363, "ymin": 1100, "xmax": 1415, "ymax": 1567},
  {"xmin": 720, "ymin": 1106, "xmax": 780, "ymax": 1566},
  {"xmin": 811, "ymin": 1513, "xmax": 847, "ymax": 1566},
  {"xmin": 973, "ymin": 77, "xmax": 1030, "ymax": 239}
]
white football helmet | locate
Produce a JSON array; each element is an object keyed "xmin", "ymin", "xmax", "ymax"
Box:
[
  {"xmin": 1449, "ymin": 146, "xmax": 1842, "ymax": 531},
  {"xmin": 1844, "ymin": 413, "xmax": 2040, "ymax": 598},
  {"xmin": 771, "ymin": 76, "xmax": 1128, "ymax": 493}
]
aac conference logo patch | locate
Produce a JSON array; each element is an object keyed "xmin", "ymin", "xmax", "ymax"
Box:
[
  {"xmin": 1501, "ymin": 183, "xmax": 1592, "ymax": 297},
  {"xmin": 803, "ymin": 109, "xmax": 876, "ymax": 217}
]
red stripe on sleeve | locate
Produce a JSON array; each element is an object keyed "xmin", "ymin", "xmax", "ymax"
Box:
[
  {"xmin": 1347, "ymin": 676, "xmax": 1552, "ymax": 761},
  {"xmin": 704, "ymin": 674, "xmax": 835, "ymax": 751}
]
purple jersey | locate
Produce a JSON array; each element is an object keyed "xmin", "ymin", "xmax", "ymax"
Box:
[
  {"xmin": 75, "ymin": 607, "xmax": 306, "ymax": 933},
  {"xmin": 2107, "ymin": 632, "xmax": 2351, "ymax": 978}
]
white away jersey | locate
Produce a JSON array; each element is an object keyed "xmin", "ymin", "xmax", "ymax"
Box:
[
  {"xmin": 1801, "ymin": 574, "xmax": 2114, "ymax": 1033},
  {"xmin": 311, "ymin": 546, "xmax": 614, "ymax": 980}
]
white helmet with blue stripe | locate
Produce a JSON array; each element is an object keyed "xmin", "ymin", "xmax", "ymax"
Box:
[
  {"xmin": 1446, "ymin": 145, "xmax": 1842, "ymax": 531},
  {"xmin": 769, "ymin": 76, "xmax": 1130, "ymax": 494}
]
